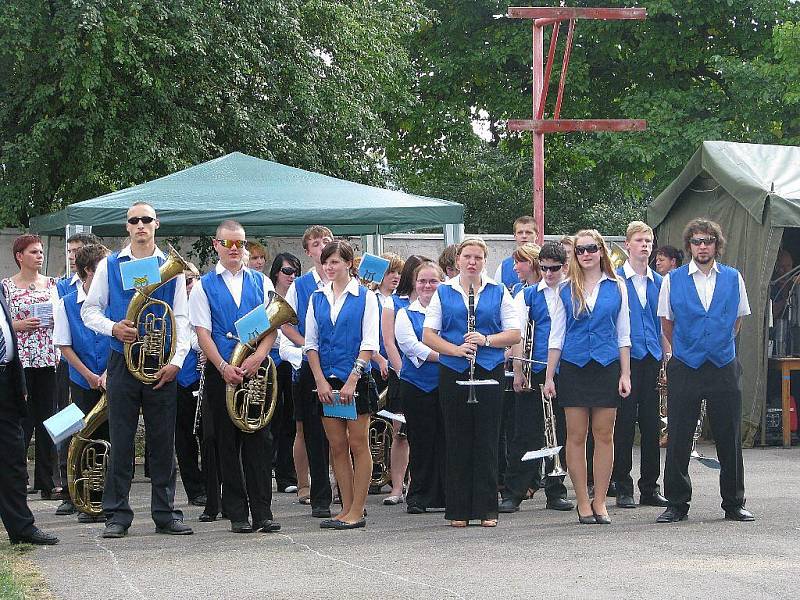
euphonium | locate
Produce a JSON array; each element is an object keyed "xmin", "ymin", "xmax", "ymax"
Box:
[
  {"xmin": 124, "ymin": 244, "xmax": 199, "ymax": 384},
  {"xmin": 67, "ymin": 394, "xmax": 109, "ymax": 517},
  {"xmin": 369, "ymin": 415, "xmax": 393, "ymax": 489},
  {"xmin": 609, "ymin": 243, "xmax": 628, "ymax": 269},
  {"xmin": 226, "ymin": 291, "xmax": 298, "ymax": 433}
]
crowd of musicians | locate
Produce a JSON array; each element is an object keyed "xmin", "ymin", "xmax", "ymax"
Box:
[{"xmin": 0, "ymin": 204, "xmax": 755, "ymax": 546}]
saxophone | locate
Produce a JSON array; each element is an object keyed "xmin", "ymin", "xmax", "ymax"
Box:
[
  {"xmin": 67, "ymin": 394, "xmax": 109, "ymax": 517},
  {"xmin": 124, "ymin": 244, "xmax": 199, "ymax": 383}
]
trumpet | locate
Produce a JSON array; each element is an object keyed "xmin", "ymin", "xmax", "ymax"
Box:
[{"xmin": 539, "ymin": 384, "xmax": 566, "ymax": 477}]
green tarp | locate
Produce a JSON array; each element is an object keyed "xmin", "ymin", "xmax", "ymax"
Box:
[
  {"xmin": 29, "ymin": 152, "xmax": 464, "ymax": 237},
  {"xmin": 647, "ymin": 140, "xmax": 800, "ymax": 445}
]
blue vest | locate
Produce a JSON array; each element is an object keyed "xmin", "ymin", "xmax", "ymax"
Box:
[
  {"xmin": 269, "ymin": 346, "xmax": 283, "ymax": 368},
  {"xmin": 106, "ymin": 251, "xmax": 177, "ymax": 354},
  {"xmin": 312, "ymin": 285, "xmax": 368, "ymax": 381},
  {"xmin": 560, "ymin": 279, "xmax": 623, "ymax": 367},
  {"xmin": 669, "ymin": 264, "xmax": 740, "ymax": 368},
  {"xmin": 63, "ymin": 291, "xmax": 110, "ymax": 390},
  {"xmin": 398, "ymin": 308, "xmax": 439, "ymax": 393},
  {"xmin": 438, "ymin": 283, "xmax": 505, "ymax": 373},
  {"xmin": 57, "ymin": 276, "xmax": 77, "ymax": 299},
  {"xmin": 294, "ymin": 271, "xmax": 319, "ymax": 363},
  {"xmin": 500, "ymin": 256, "xmax": 520, "ymax": 291},
  {"xmin": 201, "ymin": 268, "xmax": 265, "ymax": 363},
  {"xmin": 371, "ymin": 291, "xmax": 389, "ymax": 370},
  {"xmin": 522, "ymin": 285, "xmax": 554, "ymax": 374},
  {"xmin": 177, "ymin": 349, "xmax": 200, "ymax": 387},
  {"xmin": 617, "ymin": 267, "xmax": 663, "ymax": 361}
]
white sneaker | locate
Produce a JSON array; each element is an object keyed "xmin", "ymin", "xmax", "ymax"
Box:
[
  {"xmin": 283, "ymin": 485, "xmax": 298, "ymax": 493},
  {"xmin": 383, "ymin": 495, "xmax": 404, "ymax": 506}
]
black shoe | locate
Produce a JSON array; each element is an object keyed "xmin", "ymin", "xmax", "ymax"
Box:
[
  {"xmin": 320, "ymin": 518, "xmax": 341, "ymax": 529},
  {"xmin": 56, "ymin": 500, "xmax": 77, "ymax": 515},
  {"xmin": 332, "ymin": 518, "xmax": 366, "ymax": 530},
  {"xmin": 26, "ymin": 486, "xmax": 40, "ymax": 495},
  {"xmin": 40, "ymin": 489, "xmax": 57, "ymax": 501},
  {"xmin": 311, "ymin": 507, "xmax": 332, "ymax": 519},
  {"xmin": 188, "ymin": 495, "xmax": 207, "ymax": 507},
  {"xmin": 406, "ymin": 505, "xmax": 426, "ymax": 515},
  {"xmin": 606, "ymin": 482, "xmax": 617, "ymax": 497},
  {"xmin": 640, "ymin": 492, "xmax": 669, "ymax": 507},
  {"xmin": 199, "ymin": 512, "xmax": 218, "ymax": 523},
  {"xmin": 10, "ymin": 527, "xmax": 59, "ymax": 545},
  {"xmin": 592, "ymin": 508, "xmax": 612, "ymax": 525},
  {"xmin": 498, "ymin": 498, "xmax": 520, "ymax": 513},
  {"xmin": 616, "ymin": 494, "xmax": 636, "ymax": 508},
  {"xmin": 545, "ymin": 497, "xmax": 574, "ymax": 511},
  {"xmin": 156, "ymin": 520, "xmax": 194, "ymax": 535},
  {"xmin": 724, "ymin": 507, "xmax": 755, "ymax": 522},
  {"xmin": 656, "ymin": 507, "xmax": 688, "ymax": 523},
  {"xmin": 102, "ymin": 523, "xmax": 128, "ymax": 538},
  {"xmin": 230, "ymin": 521, "xmax": 254, "ymax": 533},
  {"xmin": 78, "ymin": 512, "xmax": 104, "ymax": 523},
  {"xmin": 577, "ymin": 507, "xmax": 596, "ymax": 525},
  {"xmin": 256, "ymin": 520, "xmax": 282, "ymax": 532}
]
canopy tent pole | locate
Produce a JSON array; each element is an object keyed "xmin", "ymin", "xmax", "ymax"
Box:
[
  {"xmin": 63, "ymin": 224, "xmax": 93, "ymax": 276},
  {"xmin": 444, "ymin": 223, "xmax": 464, "ymax": 247},
  {"xmin": 361, "ymin": 228, "xmax": 384, "ymax": 256}
]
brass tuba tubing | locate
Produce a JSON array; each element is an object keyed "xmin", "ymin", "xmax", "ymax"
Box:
[{"xmin": 67, "ymin": 394, "xmax": 109, "ymax": 516}]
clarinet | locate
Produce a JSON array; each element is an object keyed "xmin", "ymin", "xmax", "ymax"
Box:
[
  {"xmin": 192, "ymin": 354, "xmax": 206, "ymax": 437},
  {"xmin": 465, "ymin": 284, "xmax": 479, "ymax": 404}
]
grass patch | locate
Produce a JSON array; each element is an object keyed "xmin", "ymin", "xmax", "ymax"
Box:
[{"xmin": 0, "ymin": 543, "xmax": 54, "ymax": 600}]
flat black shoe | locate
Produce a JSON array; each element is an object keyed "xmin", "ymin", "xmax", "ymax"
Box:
[
  {"xmin": 640, "ymin": 492, "xmax": 669, "ymax": 507},
  {"xmin": 332, "ymin": 518, "xmax": 366, "ymax": 530},
  {"xmin": 577, "ymin": 508, "xmax": 596, "ymax": 525},
  {"xmin": 188, "ymin": 495, "xmax": 207, "ymax": 507},
  {"xmin": 10, "ymin": 527, "xmax": 59, "ymax": 545},
  {"xmin": 656, "ymin": 507, "xmax": 688, "ymax": 523},
  {"xmin": 78, "ymin": 512, "xmax": 104, "ymax": 523},
  {"xmin": 156, "ymin": 520, "xmax": 194, "ymax": 535},
  {"xmin": 545, "ymin": 497, "xmax": 574, "ymax": 511},
  {"xmin": 498, "ymin": 498, "xmax": 520, "ymax": 513},
  {"xmin": 616, "ymin": 494, "xmax": 636, "ymax": 508},
  {"xmin": 26, "ymin": 487, "xmax": 40, "ymax": 495},
  {"xmin": 724, "ymin": 507, "xmax": 755, "ymax": 522},
  {"xmin": 256, "ymin": 520, "xmax": 282, "ymax": 532},
  {"xmin": 56, "ymin": 500, "xmax": 77, "ymax": 515},
  {"xmin": 320, "ymin": 518, "xmax": 341, "ymax": 529},
  {"xmin": 406, "ymin": 505, "xmax": 426, "ymax": 514},
  {"xmin": 311, "ymin": 507, "xmax": 332, "ymax": 519},
  {"xmin": 199, "ymin": 512, "xmax": 218, "ymax": 523},
  {"xmin": 230, "ymin": 521, "xmax": 254, "ymax": 533},
  {"xmin": 102, "ymin": 523, "xmax": 128, "ymax": 538}
]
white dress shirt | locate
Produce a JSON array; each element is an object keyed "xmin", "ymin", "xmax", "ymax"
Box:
[
  {"xmin": 277, "ymin": 330, "xmax": 303, "ymax": 370},
  {"xmin": 53, "ymin": 284, "xmax": 89, "ymax": 347},
  {"xmin": 0, "ymin": 302, "xmax": 16, "ymax": 362},
  {"xmin": 188, "ymin": 262, "xmax": 274, "ymax": 332},
  {"xmin": 82, "ymin": 244, "xmax": 191, "ymax": 368},
  {"xmin": 622, "ymin": 260, "xmax": 654, "ymax": 308},
  {"xmin": 657, "ymin": 259, "xmax": 751, "ymax": 320},
  {"xmin": 395, "ymin": 300, "xmax": 434, "ymax": 368},
  {"xmin": 303, "ymin": 278, "xmax": 380, "ymax": 355},
  {"xmin": 284, "ymin": 268, "xmax": 324, "ymax": 315},
  {"xmin": 513, "ymin": 279, "xmax": 567, "ymax": 349},
  {"xmin": 423, "ymin": 275, "xmax": 520, "ymax": 333},
  {"xmin": 280, "ymin": 268, "xmax": 326, "ymax": 361},
  {"xmin": 549, "ymin": 274, "xmax": 631, "ymax": 350}
]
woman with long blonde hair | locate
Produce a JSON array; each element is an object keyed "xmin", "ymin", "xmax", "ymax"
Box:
[{"xmin": 543, "ymin": 229, "xmax": 631, "ymax": 524}]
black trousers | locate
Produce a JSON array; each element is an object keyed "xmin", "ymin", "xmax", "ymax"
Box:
[
  {"xmin": 69, "ymin": 384, "xmax": 105, "ymax": 435},
  {"xmin": 205, "ymin": 364, "xmax": 273, "ymax": 523},
  {"xmin": 612, "ymin": 355, "xmax": 663, "ymax": 497},
  {"xmin": 103, "ymin": 351, "xmax": 181, "ymax": 528},
  {"xmin": 664, "ymin": 359, "xmax": 745, "ymax": 513},
  {"xmin": 497, "ymin": 387, "xmax": 515, "ymax": 488},
  {"xmin": 503, "ymin": 371, "xmax": 567, "ymax": 503},
  {"xmin": 23, "ymin": 366, "xmax": 56, "ymax": 492},
  {"xmin": 402, "ymin": 380, "xmax": 446, "ymax": 510},
  {"xmin": 294, "ymin": 361, "xmax": 332, "ymax": 511},
  {"xmin": 200, "ymin": 378, "xmax": 221, "ymax": 516},
  {"xmin": 439, "ymin": 363, "xmax": 503, "ymax": 521},
  {"xmin": 271, "ymin": 361, "xmax": 297, "ymax": 488},
  {"xmin": 176, "ymin": 381, "xmax": 204, "ymax": 500},
  {"xmin": 55, "ymin": 360, "xmax": 71, "ymax": 488}
]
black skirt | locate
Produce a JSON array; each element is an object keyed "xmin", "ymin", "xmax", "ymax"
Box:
[
  {"xmin": 557, "ymin": 360, "xmax": 621, "ymax": 409},
  {"xmin": 384, "ymin": 369, "xmax": 404, "ymax": 413},
  {"xmin": 320, "ymin": 376, "xmax": 377, "ymax": 416}
]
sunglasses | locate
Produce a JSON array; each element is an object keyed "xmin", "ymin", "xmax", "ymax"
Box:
[
  {"xmin": 280, "ymin": 266, "xmax": 300, "ymax": 276},
  {"xmin": 575, "ymin": 244, "xmax": 600, "ymax": 255},
  {"xmin": 127, "ymin": 216, "xmax": 155, "ymax": 225},
  {"xmin": 540, "ymin": 264, "xmax": 563, "ymax": 272},
  {"xmin": 216, "ymin": 239, "xmax": 248, "ymax": 249},
  {"xmin": 689, "ymin": 237, "xmax": 716, "ymax": 246}
]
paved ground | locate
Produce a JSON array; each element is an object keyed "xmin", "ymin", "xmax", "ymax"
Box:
[{"xmin": 19, "ymin": 445, "xmax": 800, "ymax": 600}]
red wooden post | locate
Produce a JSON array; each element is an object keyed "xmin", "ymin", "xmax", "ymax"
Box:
[{"xmin": 533, "ymin": 23, "xmax": 545, "ymax": 245}]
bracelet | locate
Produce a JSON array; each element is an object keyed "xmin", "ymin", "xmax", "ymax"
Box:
[
  {"xmin": 353, "ymin": 358, "xmax": 368, "ymax": 375},
  {"xmin": 218, "ymin": 359, "xmax": 228, "ymax": 374},
  {"xmin": 484, "ymin": 334, "xmax": 491, "ymax": 347}
]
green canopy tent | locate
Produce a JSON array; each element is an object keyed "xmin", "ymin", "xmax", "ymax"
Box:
[
  {"xmin": 647, "ymin": 140, "xmax": 800, "ymax": 445},
  {"xmin": 29, "ymin": 152, "xmax": 464, "ymax": 239}
]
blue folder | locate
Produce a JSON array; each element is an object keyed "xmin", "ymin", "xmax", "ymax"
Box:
[
  {"xmin": 234, "ymin": 304, "xmax": 271, "ymax": 345},
  {"xmin": 358, "ymin": 253, "xmax": 391, "ymax": 285},
  {"xmin": 322, "ymin": 391, "xmax": 358, "ymax": 420},
  {"xmin": 44, "ymin": 403, "xmax": 86, "ymax": 444},
  {"xmin": 120, "ymin": 256, "xmax": 161, "ymax": 290}
]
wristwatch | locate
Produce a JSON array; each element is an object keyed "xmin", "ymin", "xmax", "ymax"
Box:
[{"xmin": 484, "ymin": 335, "xmax": 491, "ymax": 347}]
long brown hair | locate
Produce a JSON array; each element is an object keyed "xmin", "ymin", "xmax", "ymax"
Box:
[{"xmin": 568, "ymin": 229, "xmax": 618, "ymax": 317}]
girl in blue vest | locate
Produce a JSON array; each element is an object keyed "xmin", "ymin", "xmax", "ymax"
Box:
[
  {"xmin": 395, "ymin": 261, "xmax": 446, "ymax": 514},
  {"xmin": 305, "ymin": 241, "xmax": 380, "ymax": 530},
  {"xmin": 544, "ymin": 229, "xmax": 632, "ymax": 525},
  {"xmin": 423, "ymin": 238, "xmax": 521, "ymax": 527},
  {"xmin": 379, "ymin": 254, "xmax": 427, "ymax": 505}
]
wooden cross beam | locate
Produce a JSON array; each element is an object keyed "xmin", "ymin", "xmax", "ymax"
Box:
[{"xmin": 506, "ymin": 6, "xmax": 647, "ymax": 244}]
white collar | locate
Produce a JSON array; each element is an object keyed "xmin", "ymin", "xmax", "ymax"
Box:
[
  {"xmin": 69, "ymin": 273, "xmax": 80, "ymax": 285},
  {"xmin": 688, "ymin": 259, "xmax": 720, "ymax": 276},
  {"xmin": 623, "ymin": 260, "xmax": 654, "ymax": 281},
  {"xmin": 214, "ymin": 261, "xmax": 248, "ymax": 277},
  {"xmin": 119, "ymin": 244, "xmax": 165, "ymax": 260},
  {"xmin": 321, "ymin": 277, "xmax": 361, "ymax": 298},
  {"xmin": 408, "ymin": 299, "xmax": 429, "ymax": 313},
  {"xmin": 76, "ymin": 284, "xmax": 88, "ymax": 303},
  {"xmin": 447, "ymin": 274, "xmax": 499, "ymax": 295},
  {"xmin": 306, "ymin": 268, "xmax": 324, "ymax": 285}
]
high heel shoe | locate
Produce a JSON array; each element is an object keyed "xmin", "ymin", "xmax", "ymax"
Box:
[
  {"xmin": 577, "ymin": 507, "xmax": 596, "ymax": 525},
  {"xmin": 592, "ymin": 502, "xmax": 611, "ymax": 525}
]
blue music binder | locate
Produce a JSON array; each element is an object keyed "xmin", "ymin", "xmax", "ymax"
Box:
[
  {"xmin": 358, "ymin": 253, "xmax": 391, "ymax": 285},
  {"xmin": 234, "ymin": 304, "xmax": 271, "ymax": 345},
  {"xmin": 322, "ymin": 391, "xmax": 358, "ymax": 420},
  {"xmin": 119, "ymin": 256, "xmax": 161, "ymax": 290},
  {"xmin": 43, "ymin": 403, "xmax": 86, "ymax": 444}
]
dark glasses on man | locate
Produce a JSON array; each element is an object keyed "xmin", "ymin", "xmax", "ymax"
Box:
[
  {"xmin": 216, "ymin": 239, "xmax": 248, "ymax": 249},
  {"xmin": 575, "ymin": 244, "xmax": 599, "ymax": 255},
  {"xmin": 127, "ymin": 216, "xmax": 155, "ymax": 225},
  {"xmin": 689, "ymin": 236, "xmax": 716, "ymax": 246},
  {"xmin": 280, "ymin": 266, "xmax": 300, "ymax": 276},
  {"xmin": 540, "ymin": 264, "xmax": 563, "ymax": 272}
]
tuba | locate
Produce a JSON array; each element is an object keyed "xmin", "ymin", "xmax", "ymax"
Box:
[
  {"xmin": 369, "ymin": 414, "xmax": 393, "ymax": 489},
  {"xmin": 124, "ymin": 244, "xmax": 199, "ymax": 384},
  {"xmin": 225, "ymin": 291, "xmax": 297, "ymax": 433},
  {"xmin": 67, "ymin": 394, "xmax": 109, "ymax": 517}
]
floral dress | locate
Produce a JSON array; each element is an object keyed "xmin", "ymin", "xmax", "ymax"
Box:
[{"xmin": 1, "ymin": 277, "xmax": 59, "ymax": 369}]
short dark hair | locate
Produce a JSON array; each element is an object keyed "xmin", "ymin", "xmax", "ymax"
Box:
[
  {"xmin": 75, "ymin": 244, "xmax": 110, "ymax": 280},
  {"xmin": 438, "ymin": 244, "xmax": 458, "ymax": 273},
  {"xmin": 656, "ymin": 245, "xmax": 684, "ymax": 265},
  {"xmin": 539, "ymin": 241, "xmax": 567, "ymax": 264},
  {"xmin": 682, "ymin": 218, "xmax": 725, "ymax": 257},
  {"xmin": 67, "ymin": 232, "xmax": 101, "ymax": 246},
  {"xmin": 397, "ymin": 255, "xmax": 431, "ymax": 296},
  {"xmin": 12, "ymin": 234, "xmax": 42, "ymax": 268},
  {"xmin": 269, "ymin": 252, "xmax": 302, "ymax": 286},
  {"xmin": 320, "ymin": 240, "xmax": 357, "ymax": 277}
]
